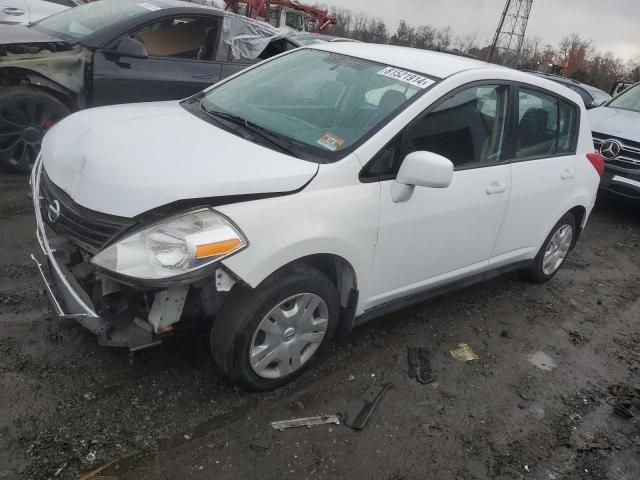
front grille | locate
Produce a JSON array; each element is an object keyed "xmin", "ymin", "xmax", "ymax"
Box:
[
  {"xmin": 40, "ymin": 172, "xmax": 135, "ymax": 253},
  {"xmin": 593, "ymin": 132, "xmax": 640, "ymax": 170}
]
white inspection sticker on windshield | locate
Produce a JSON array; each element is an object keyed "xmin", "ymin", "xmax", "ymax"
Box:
[
  {"xmin": 139, "ymin": 2, "xmax": 161, "ymax": 11},
  {"xmin": 377, "ymin": 67, "xmax": 435, "ymax": 89}
]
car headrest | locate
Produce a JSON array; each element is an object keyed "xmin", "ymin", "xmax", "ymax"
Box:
[{"xmin": 519, "ymin": 108, "xmax": 549, "ymax": 147}]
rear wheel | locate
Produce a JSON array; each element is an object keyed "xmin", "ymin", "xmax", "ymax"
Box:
[
  {"xmin": 210, "ymin": 264, "xmax": 339, "ymax": 391},
  {"xmin": 0, "ymin": 86, "xmax": 70, "ymax": 174},
  {"xmin": 525, "ymin": 212, "xmax": 576, "ymax": 284}
]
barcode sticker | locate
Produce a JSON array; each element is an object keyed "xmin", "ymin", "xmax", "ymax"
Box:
[{"xmin": 377, "ymin": 67, "xmax": 435, "ymax": 89}]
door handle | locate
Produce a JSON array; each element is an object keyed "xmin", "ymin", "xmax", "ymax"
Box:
[
  {"xmin": 486, "ymin": 182, "xmax": 508, "ymax": 195},
  {"xmin": 561, "ymin": 169, "xmax": 575, "ymax": 180},
  {"xmin": 2, "ymin": 7, "xmax": 25, "ymax": 15}
]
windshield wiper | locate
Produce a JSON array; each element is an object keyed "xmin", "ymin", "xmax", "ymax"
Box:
[{"xmin": 199, "ymin": 102, "xmax": 300, "ymax": 158}]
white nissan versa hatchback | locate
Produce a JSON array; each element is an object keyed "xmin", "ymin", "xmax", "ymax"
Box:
[{"xmin": 32, "ymin": 43, "xmax": 603, "ymax": 390}]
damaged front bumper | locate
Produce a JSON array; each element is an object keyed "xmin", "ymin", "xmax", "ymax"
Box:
[{"xmin": 30, "ymin": 156, "xmax": 190, "ymax": 351}]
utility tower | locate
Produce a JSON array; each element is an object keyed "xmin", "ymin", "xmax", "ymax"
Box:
[{"xmin": 487, "ymin": 0, "xmax": 534, "ymax": 65}]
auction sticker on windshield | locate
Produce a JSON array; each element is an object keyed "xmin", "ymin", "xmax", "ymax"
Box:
[
  {"xmin": 377, "ymin": 67, "xmax": 435, "ymax": 89},
  {"xmin": 317, "ymin": 133, "xmax": 345, "ymax": 152}
]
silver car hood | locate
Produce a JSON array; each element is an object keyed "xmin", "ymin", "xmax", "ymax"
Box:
[{"xmin": 589, "ymin": 106, "xmax": 640, "ymax": 140}]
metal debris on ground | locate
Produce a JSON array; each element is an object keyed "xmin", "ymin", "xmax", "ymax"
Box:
[
  {"xmin": 449, "ymin": 343, "xmax": 479, "ymax": 362},
  {"xmin": 407, "ymin": 347, "xmax": 435, "ymax": 384},
  {"xmin": 342, "ymin": 383, "xmax": 392, "ymax": 431},
  {"xmin": 270, "ymin": 415, "xmax": 341, "ymax": 431}
]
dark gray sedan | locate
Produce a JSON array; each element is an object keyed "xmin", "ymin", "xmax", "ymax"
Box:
[{"xmin": 0, "ymin": 0, "xmax": 298, "ymax": 172}]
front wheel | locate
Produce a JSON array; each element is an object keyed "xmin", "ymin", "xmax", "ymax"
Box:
[
  {"xmin": 210, "ymin": 264, "xmax": 339, "ymax": 391},
  {"xmin": 525, "ymin": 212, "xmax": 576, "ymax": 284}
]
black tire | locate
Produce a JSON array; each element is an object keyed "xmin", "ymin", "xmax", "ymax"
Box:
[
  {"xmin": 210, "ymin": 263, "xmax": 339, "ymax": 391},
  {"xmin": 524, "ymin": 212, "xmax": 577, "ymax": 284},
  {"xmin": 0, "ymin": 86, "xmax": 70, "ymax": 174}
]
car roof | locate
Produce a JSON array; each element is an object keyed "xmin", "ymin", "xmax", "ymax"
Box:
[
  {"xmin": 528, "ymin": 71, "xmax": 611, "ymax": 98},
  {"xmin": 74, "ymin": 0, "xmax": 281, "ymax": 48},
  {"xmin": 309, "ymin": 42, "xmax": 496, "ymax": 79},
  {"xmin": 138, "ymin": 0, "xmax": 224, "ymax": 10}
]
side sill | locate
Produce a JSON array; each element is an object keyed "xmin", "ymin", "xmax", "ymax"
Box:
[{"xmin": 353, "ymin": 260, "xmax": 532, "ymax": 328}]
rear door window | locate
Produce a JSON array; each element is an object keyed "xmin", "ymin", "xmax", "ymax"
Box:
[{"xmin": 516, "ymin": 88, "xmax": 579, "ymax": 159}]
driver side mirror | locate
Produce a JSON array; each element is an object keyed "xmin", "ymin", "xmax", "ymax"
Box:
[
  {"xmin": 392, "ymin": 151, "xmax": 454, "ymax": 203},
  {"xmin": 114, "ymin": 36, "xmax": 149, "ymax": 59}
]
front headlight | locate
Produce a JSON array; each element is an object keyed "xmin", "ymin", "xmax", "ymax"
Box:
[{"xmin": 91, "ymin": 209, "xmax": 247, "ymax": 281}]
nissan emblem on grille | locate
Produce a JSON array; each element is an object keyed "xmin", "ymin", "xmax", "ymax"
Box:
[
  {"xmin": 600, "ymin": 140, "xmax": 622, "ymax": 160},
  {"xmin": 47, "ymin": 200, "xmax": 61, "ymax": 223}
]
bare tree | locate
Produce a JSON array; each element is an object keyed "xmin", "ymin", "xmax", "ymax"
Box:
[
  {"xmin": 435, "ymin": 26, "xmax": 452, "ymax": 50},
  {"xmin": 321, "ymin": 6, "xmax": 635, "ymax": 91},
  {"xmin": 455, "ymin": 32, "xmax": 478, "ymax": 53},
  {"xmin": 412, "ymin": 25, "xmax": 436, "ymax": 50}
]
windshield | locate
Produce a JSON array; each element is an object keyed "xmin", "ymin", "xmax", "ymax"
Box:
[
  {"xmin": 32, "ymin": 0, "xmax": 156, "ymax": 41},
  {"xmin": 198, "ymin": 49, "xmax": 435, "ymax": 161},
  {"xmin": 607, "ymin": 84, "xmax": 640, "ymax": 112}
]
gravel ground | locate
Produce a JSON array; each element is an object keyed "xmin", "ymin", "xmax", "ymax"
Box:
[{"xmin": 1, "ymin": 171, "xmax": 639, "ymax": 480}]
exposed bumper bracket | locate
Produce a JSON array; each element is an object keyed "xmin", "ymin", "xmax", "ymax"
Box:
[{"xmin": 30, "ymin": 155, "xmax": 160, "ymax": 351}]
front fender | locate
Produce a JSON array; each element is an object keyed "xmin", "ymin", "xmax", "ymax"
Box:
[
  {"xmin": 218, "ymin": 181, "xmax": 380, "ymax": 315},
  {"xmin": 0, "ymin": 44, "xmax": 87, "ymax": 96}
]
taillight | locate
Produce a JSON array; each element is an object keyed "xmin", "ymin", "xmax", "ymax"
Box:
[{"xmin": 586, "ymin": 151, "xmax": 604, "ymax": 177}]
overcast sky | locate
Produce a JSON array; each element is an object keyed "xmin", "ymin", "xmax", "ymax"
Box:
[{"xmin": 331, "ymin": 0, "xmax": 639, "ymax": 61}]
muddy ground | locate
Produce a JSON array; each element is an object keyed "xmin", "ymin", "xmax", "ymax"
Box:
[{"xmin": 1, "ymin": 171, "xmax": 639, "ymax": 480}]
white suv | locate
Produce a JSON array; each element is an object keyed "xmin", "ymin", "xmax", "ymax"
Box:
[{"xmin": 32, "ymin": 43, "xmax": 602, "ymax": 390}]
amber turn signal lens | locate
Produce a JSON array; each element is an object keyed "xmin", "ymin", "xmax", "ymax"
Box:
[{"xmin": 195, "ymin": 239, "xmax": 242, "ymax": 259}]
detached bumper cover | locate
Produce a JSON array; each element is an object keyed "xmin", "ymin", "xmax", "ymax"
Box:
[{"xmin": 30, "ymin": 156, "xmax": 157, "ymax": 350}]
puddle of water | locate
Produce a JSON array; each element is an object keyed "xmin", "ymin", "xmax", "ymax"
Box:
[{"xmin": 527, "ymin": 351, "xmax": 557, "ymax": 371}]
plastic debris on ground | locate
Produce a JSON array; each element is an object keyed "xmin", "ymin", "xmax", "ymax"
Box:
[
  {"xmin": 342, "ymin": 383, "xmax": 392, "ymax": 431},
  {"xmin": 407, "ymin": 347, "xmax": 435, "ymax": 384},
  {"xmin": 449, "ymin": 343, "xmax": 480, "ymax": 362}
]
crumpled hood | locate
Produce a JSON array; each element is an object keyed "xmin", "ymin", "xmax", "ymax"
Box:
[
  {"xmin": 42, "ymin": 101, "xmax": 318, "ymax": 218},
  {"xmin": 589, "ymin": 106, "xmax": 640, "ymax": 140},
  {"xmin": 0, "ymin": 24, "xmax": 68, "ymax": 47}
]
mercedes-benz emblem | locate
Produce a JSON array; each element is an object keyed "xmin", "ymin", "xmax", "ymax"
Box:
[
  {"xmin": 47, "ymin": 200, "xmax": 61, "ymax": 223},
  {"xmin": 600, "ymin": 139, "xmax": 622, "ymax": 159}
]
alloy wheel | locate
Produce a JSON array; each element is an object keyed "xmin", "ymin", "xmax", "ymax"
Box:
[
  {"xmin": 0, "ymin": 97, "xmax": 66, "ymax": 171},
  {"xmin": 542, "ymin": 224, "xmax": 573, "ymax": 275}
]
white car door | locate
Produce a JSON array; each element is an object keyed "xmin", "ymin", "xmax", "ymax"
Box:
[
  {"xmin": 490, "ymin": 86, "xmax": 580, "ymax": 266},
  {"xmin": 0, "ymin": 0, "xmax": 28, "ymax": 24},
  {"xmin": 364, "ymin": 83, "xmax": 513, "ymax": 309}
]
